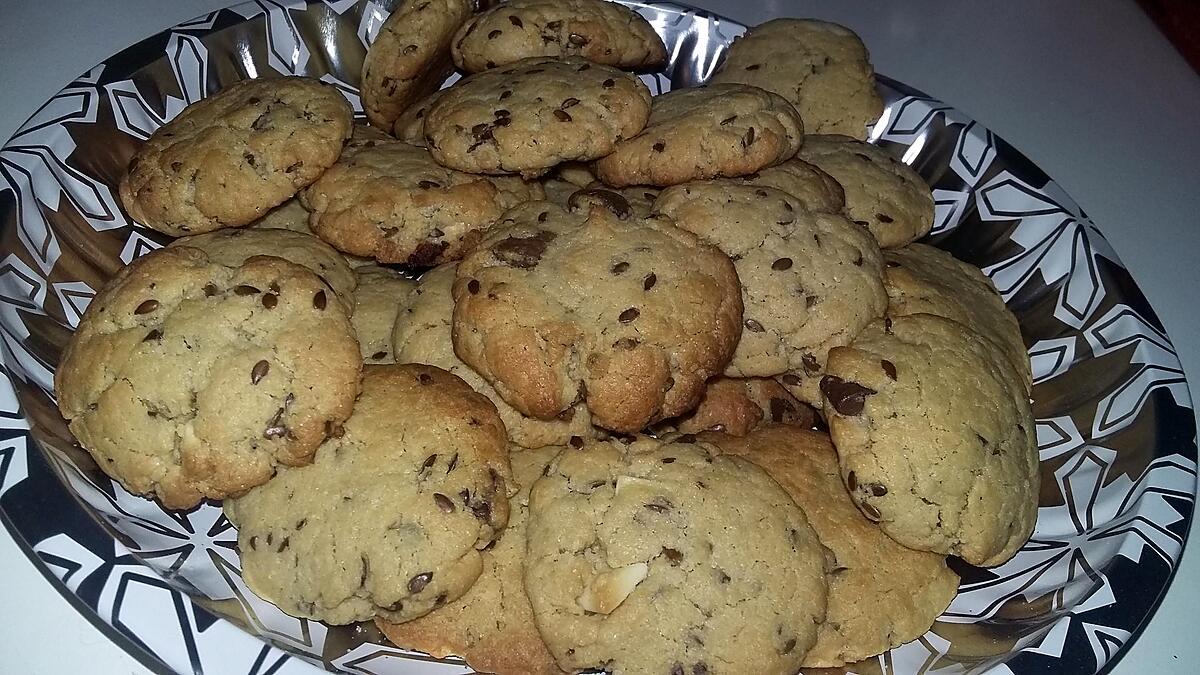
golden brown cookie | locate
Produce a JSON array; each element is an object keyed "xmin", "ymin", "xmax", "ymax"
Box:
[
  {"xmin": 676, "ymin": 376, "xmax": 816, "ymax": 435},
  {"xmin": 595, "ymin": 83, "xmax": 805, "ymax": 187},
  {"xmin": 451, "ymin": 0, "xmax": 666, "ymax": 73},
  {"xmin": 119, "ymin": 77, "xmax": 352, "ymax": 236},
  {"xmin": 452, "ymin": 199, "xmax": 743, "ymax": 433},
  {"xmin": 224, "ymin": 364, "xmax": 512, "ymax": 625},
  {"xmin": 54, "ymin": 247, "xmax": 361, "ymax": 509},
  {"xmin": 376, "ymin": 445, "xmax": 564, "ymax": 675},
  {"xmin": 710, "ymin": 19, "xmax": 883, "ymax": 139},
  {"xmin": 704, "ymin": 426, "xmax": 959, "ymax": 667},
  {"xmin": 361, "ymin": 0, "xmax": 473, "ymax": 129}
]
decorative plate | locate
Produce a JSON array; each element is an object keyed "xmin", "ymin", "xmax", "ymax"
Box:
[{"xmin": 0, "ymin": 1, "xmax": 1195, "ymax": 674}]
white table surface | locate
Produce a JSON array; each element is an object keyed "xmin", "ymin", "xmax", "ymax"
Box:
[{"xmin": 2, "ymin": 0, "xmax": 1198, "ymax": 673}]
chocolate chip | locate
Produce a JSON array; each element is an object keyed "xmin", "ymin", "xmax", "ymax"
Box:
[
  {"xmin": 447, "ymin": 453, "xmax": 459, "ymax": 472},
  {"xmin": 313, "ymin": 290, "xmax": 327, "ymax": 310},
  {"xmin": 881, "ymin": 359, "xmax": 897, "ymax": 380},
  {"xmin": 202, "ymin": 284, "xmax": 218, "ymax": 297},
  {"xmin": 644, "ymin": 496, "xmax": 673, "ymax": 513},
  {"xmin": 643, "ymin": 273, "xmax": 657, "ymax": 290},
  {"xmin": 493, "ymin": 109, "xmax": 511, "ymax": 119},
  {"xmin": 861, "ymin": 501, "xmax": 882, "ymax": 521},
  {"xmin": 867, "ymin": 483, "xmax": 888, "ymax": 497},
  {"xmin": 662, "ymin": 547, "xmax": 683, "ymax": 564},
  {"xmin": 602, "ymin": 78, "xmax": 615, "ymax": 88},
  {"xmin": 877, "ymin": 213, "xmax": 894, "ymax": 223},
  {"xmin": 402, "ymin": 43, "xmax": 418, "ymax": 56},
  {"xmin": 801, "ymin": 352, "xmax": 819, "ymax": 374},
  {"xmin": 577, "ymin": 63, "xmax": 590, "ymax": 71},
  {"xmin": 820, "ymin": 376, "xmax": 876, "ymax": 415},
  {"xmin": 467, "ymin": 279, "xmax": 481, "ymax": 294},
  {"xmin": 781, "ymin": 373, "xmax": 801, "ymax": 386},
  {"xmin": 619, "ymin": 307, "xmax": 640, "ymax": 323},
  {"xmin": 781, "ymin": 638, "xmax": 797, "ymax": 654},
  {"xmin": 285, "ymin": 161, "xmax": 303, "ymax": 173},
  {"xmin": 652, "ymin": 141, "xmax": 665, "ymax": 152},
  {"xmin": 142, "ymin": 329, "xmax": 162, "ymax": 342},
  {"xmin": 407, "ymin": 240, "xmax": 449, "ymax": 266},
  {"xmin": 853, "ymin": 252, "xmax": 863, "ymax": 266},
  {"xmin": 805, "ymin": 294, "xmax": 819, "ymax": 308},
  {"xmin": 742, "ymin": 127, "xmax": 756, "ymax": 148},
  {"xmin": 488, "ymin": 29, "xmax": 502, "ymax": 39},
  {"xmin": 234, "ymin": 285, "xmax": 259, "ymax": 296},
  {"xmin": 569, "ymin": 435, "xmax": 584, "ymax": 448},
  {"xmin": 493, "ymin": 230, "xmax": 557, "ymax": 268},
  {"xmin": 677, "ymin": 433, "xmax": 696, "ymax": 443},
  {"xmin": 769, "ymin": 397, "xmax": 795, "ymax": 423},
  {"xmin": 613, "ymin": 337, "xmax": 639, "ymax": 350},
  {"xmin": 569, "ymin": 188, "xmax": 632, "ymax": 219},
  {"xmin": 417, "ymin": 179, "xmax": 441, "ymax": 189},
  {"xmin": 772, "ymin": 257, "xmax": 792, "ymax": 271},
  {"xmin": 561, "ymin": 97, "xmax": 580, "ymax": 109},
  {"xmin": 719, "ymin": 115, "xmax": 737, "ymax": 125},
  {"xmin": 499, "ymin": 89, "xmax": 512, "ymax": 100},
  {"xmin": 886, "ymin": 260, "xmax": 900, "ymax": 268},
  {"xmin": 554, "ymin": 109, "xmax": 572, "ymax": 122},
  {"xmin": 508, "ymin": 15, "xmax": 522, "ymax": 27},
  {"xmin": 251, "ymin": 360, "xmax": 270, "ymax": 385},
  {"xmin": 847, "ymin": 470, "xmax": 858, "ymax": 491},
  {"xmin": 745, "ymin": 63, "xmax": 761, "ymax": 71},
  {"xmin": 744, "ymin": 318, "xmax": 765, "ymax": 332},
  {"xmin": 370, "ymin": 350, "xmax": 388, "ymax": 361},
  {"xmin": 134, "ymin": 299, "xmax": 159, "ymax": 314},
  {"xmin": 569, "ymin": 33, "xmax": 588, "ymax": 46},
  {"xmin": 434, "ymin": 493, "xmax": 455, "ymax": 513},
  {"xmin": 408, "ymin": 572, "xmax": 433, "ymax": 594},
  {"xmin": 261, "ymin": 293, "xmax": 277, "ymax": 309},
  {"xmin": 418, "ymin": 372, "xmax": 433, "ymax": 384},
  {"xmin": 661, "ymin": 457, "xmax": 676, "ymax": 464}
]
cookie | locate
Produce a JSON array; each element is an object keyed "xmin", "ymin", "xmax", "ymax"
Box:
[
  {"xmin": 709, "ymin": 19, "xmax": 883, "ymax": 139},
  {"xmin": 54, "ymin": 247, "xmax": 361, "ymax": 509},
  {"xmin": 352, "ymin": 265, "xmax": 416, "ymax": 364},
  {"xmin": 737, "ymin": 158, "xmax": 845, "ymax": 214},
  {"xmin": 653, "ymin": 181, "xmax": 886, "ymax": 390},
  {"xmin": 392, "ymin": 263, "xmax": 594, "ymax": 449},
  {"xmin": 119, "ymin": 76, "xmax": 352, "ymax": 236},
  {"xmin": 392, "ymin": 88, "xmax": 444, "ymax": 146},
  {"xmin": 248, "ymin": 197, "xmax": 313, "ymax": 234},
  {"xmin": 884, "ymin": 243, "xmax": 1031, "ymax": 392},
  {"xmin": 167, "ymin": 228, "xmax": 356, "ymax": 311},
  {"xmin": 301, "ymin": 140, "xmax": 542, "ymax": 265},
  {"xmin": 676, "ymin": 376, "xmax": 816, "ymax": 436},
  {"xmin": 376, "ymin": 444, "xmax": 563, "ymax": 675},
  {"xmin": 524, "ymin": 435, "xmax": 828, "ymax": 674},
  {"xmin": 704, "ymin": 426, "xmax": 959, "ymax": 667},
  {"xmin": 595, "ymin": 83, "xmax": 805, "ymax": 187},
  {"xmin": 451, "ymin": 0, "xmax": 667, "ymax": 73},
  {"xmin": 224, "ymin": 364, "xmax": 512, "ymax": 625},
  {"xmin": 452, "ymin": 199, "xmax": 743, "ymax": 433},
  {"xmin": 821, "ymin": 314, "xmax": 1038, "ymax": 567},
  {"xmin": 798, "ymin": 134, "xmax": 934, "ymax": 248},
  {"xmin": 361, "ymin": 0, "xmax": 473, "ymax": 129},
  {"xmin": 424, "ymin": 56, "xmax": 652, "ymax": 177}
]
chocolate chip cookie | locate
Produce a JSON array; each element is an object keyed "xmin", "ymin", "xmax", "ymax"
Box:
[
  {"xmin": 392, "ymin": 262, "xmax": 594, "ymax": 449},
  {"xmin": 167, "ymin": 228, "xmax": 356, "ymax": 310},
  {"xmin": 798, "ymin": 134, "xmax": 934, "ymax": 248},
  {"xmin": 541, "ymin": 178, "xmax": 658, "ymax": 218},
  {"xmin": 595, "ymin": 83, "xmax": 805, "ymax": 187},
  {"xmin": 224, "ymin": 364, "xmax": 512, "ymax": 625},
  {"xmin": 54, "ymin": 246, "xmax": 361, "ymax": 509},
  {"xmin": 821, "ymin": 314, "xmax": 1038, "ymax": 567},
  {"xmin": 451, "ymin": 0, "xmax": 667, "ymax": 73},
  {"xmin": 352, "ymin": 265, "xmax": 416, "ymax": 364},
  {"xmin": 361, "ymin": 0, "xmax": 473, "ymax": 129},
  {"xmin": 676, "ymin": 376, "xmax": 816, "ymax": 436},
  {"xmin": 424, "ymin": 56, "xmax": 652, "ymax": 177},
  {"xmin": 301, "ymin": 140, "xmax": 542, "ymax": 265},
  {"xmin": 710, "ymin": 19, "xmax": 883, "ymax": 139},
  {"xmin": 885, "ymin": 243, "xmax": 1031, "ymax": 392},
  {"xmin": 705, "ymin": 426, "xmax": 959, "ymax": 667},
  {"xmin": 452, "ymin": 199, "xmax": 743, "ymax": 433},
  {"xmin": 376, "ymin": 444, "xmax": 563, "ymax": 675},
  {"xmin": 119, "ymin": 76, "xmax": 352, "ymax": 236},
  {"xmin": 524, "ymin": 435, "xmax": 828, "ymax": 674},
  {"xmin": 653, "ymin": 182, "xmax": 886, "ymax": 392}
]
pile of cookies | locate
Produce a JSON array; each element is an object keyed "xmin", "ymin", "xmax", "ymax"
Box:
[{"xmin": 54, "ymin": 1, "xmax": 1039, "ymax": 672}]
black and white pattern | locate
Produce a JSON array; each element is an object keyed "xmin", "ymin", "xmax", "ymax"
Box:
[{"xmin": 0, "ymin": 1, "xmax": 1195, "ymax": 674}]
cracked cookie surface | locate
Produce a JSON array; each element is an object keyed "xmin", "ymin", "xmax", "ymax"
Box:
[
  {"xmin": 393, "ymin": 262, "xmax": 593, "ymax": 448},
  {"xmin": 54, "ymin": 247, "xmax": 361, "ymax": 509},
  {"xmin": 884, "ymin": 243, "xmax": 1031, "ymax": 392},
  {"xmin": 424, "ymin": 56, "xmax": 651, "ymax": 176},
  {"xmin": 524, "ymin": 435, "xmax": 828, "ymax": 675},
  {"xmin": 675, "ymin": 376, "xmax": 816, "ymax": 436},
  {"xmin": 709, "ymin": 19, "xmax": 883, "ymax": 139},
  {"xmin": 596, "ymin": 83, "xmax": 805, "ymax": 187},
  {"xmin": 451, "ymin": 0, "xmax": 666, "ymax": 73},
  {"xmin": 301, "ymin": 140, "xmax": 541, "ymax": 265},
  {"xmin": 653, "ymin": 181, "xmax": 886, "ymax": 389},
  {"xmin": 798, "ymin": 134, "xmax": 934, "ymax": 248},
  {"xmin": 224, "ymin": 364, "xmax": 512, "ymax": 625},
  {"xmin": 167, "ymin": 227, "xmax": 356, "ymax": 310},
  {"xmin": 361, "ymin": 0, "xmax": 473, "ymax": 129},
  {"xmin": 705, "ymin": 425, "xmax": 959, "ymax": 667},
  {"xmin": 352, "ymin": 265, "xmax": 416, "ymax": 364},
  {"xmin": 119, "ymin": 76, "xmax": 352, "ymax": 236},
  {"xmin": 376, "ymin": 444, "xmax": 564, "ymax": 675},
  {"xmin": 821, "ymin": 313, "xmax": 1038, "ymax": 567},
  {"xmin": 451, "ymin": 200, "xmax": 743, "ymax": 433}
]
